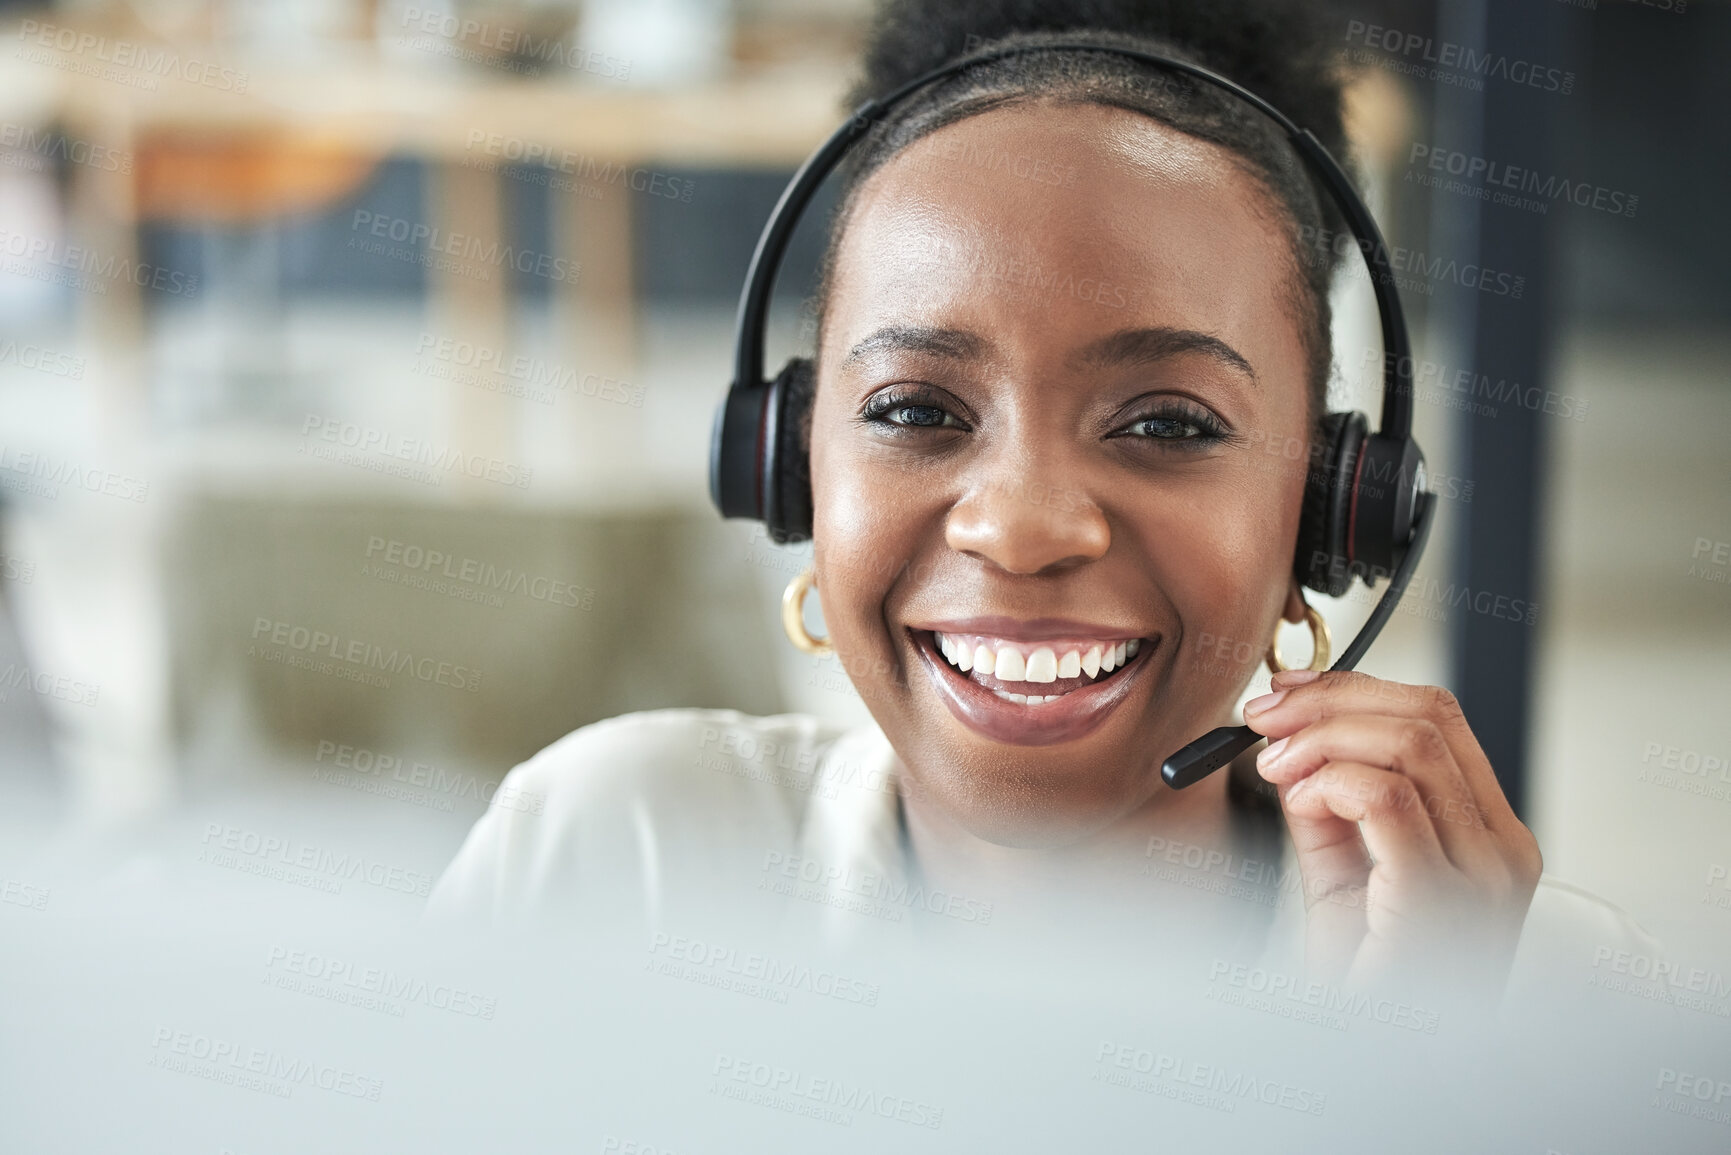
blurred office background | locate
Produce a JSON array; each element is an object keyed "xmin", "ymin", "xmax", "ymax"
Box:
[{"xmin": 0, "ymin": 0, "xmax": 1725, "ymax": 958}]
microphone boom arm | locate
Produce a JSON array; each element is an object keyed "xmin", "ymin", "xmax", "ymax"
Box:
[{"xmin": 1160, "ymin": 491, "xmax": 1439, "ymax": 790}]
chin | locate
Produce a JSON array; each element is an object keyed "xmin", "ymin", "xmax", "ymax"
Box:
[{"xmin": 894, "ymin": 729, "xmax": 1167, "ymax": 849}]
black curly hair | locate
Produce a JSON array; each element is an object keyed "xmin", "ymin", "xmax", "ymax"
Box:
[{"xmin": 807, "ymin": 0, "xmax": 1354, "ymax": 431}]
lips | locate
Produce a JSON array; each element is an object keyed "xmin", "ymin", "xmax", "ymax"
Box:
[{"xmin": 909, "ymin": 625, "xmax": 1155, "ymax": 746}]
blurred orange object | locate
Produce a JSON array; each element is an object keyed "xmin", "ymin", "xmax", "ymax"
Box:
[{"xmin": 133, "ymin": 132, "xmax": 380, "ymax": 223}]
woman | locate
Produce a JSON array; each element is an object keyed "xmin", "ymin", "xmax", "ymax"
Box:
[{"xmin": 429, "ymin": 0, "xmax": 1650, "ymax": 1002}]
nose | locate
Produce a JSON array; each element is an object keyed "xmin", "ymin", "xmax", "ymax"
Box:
[{"xmin": 945, "ymin": 471, "xmax": 1111, "ymax": 575}]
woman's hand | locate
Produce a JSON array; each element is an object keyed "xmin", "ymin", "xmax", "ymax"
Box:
[{"xmin": 1241, "ymin": 669, "xmax": 1542, "ymax": 998}]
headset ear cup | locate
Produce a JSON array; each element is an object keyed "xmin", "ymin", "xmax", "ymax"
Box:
[
  {"xmin": 1296, "ymin": 411, "xmax": 1368, "ymax": 597},
  {"xmin": 767, "ymin": 358, "xmax": 815, "ymax": 544}
]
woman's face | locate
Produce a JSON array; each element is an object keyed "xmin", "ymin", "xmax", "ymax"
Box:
[{"xmin": 812, "ymin": 101, "xmax": 1314, "ymax": 847}]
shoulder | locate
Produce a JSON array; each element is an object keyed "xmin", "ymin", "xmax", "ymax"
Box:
[
  {"xmin": 1516, "ymin": 879, "xmax": 1661, "ymax": 962},
  {"xmin": 1503, "ymin": 873, "xmax": 1668, "ymax": 1018},
  {"xmin": 425, "ymin": 708, "xmax": 857, "ymax": 929}
]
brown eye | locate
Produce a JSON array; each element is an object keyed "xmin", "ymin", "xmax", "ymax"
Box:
[
  {"xmin": 861, "ymin": 386, "xmax": 970, "ymax": 433},
  {"xmin": 1131, "ymin": 415, "xmax": 1202, "ymax": 440},
  {"xmin": 887, "ymin": 404, "xmax": 955, "ymax": 428},
  {"xmin": 1109, "ymin": 400, "xmax": 1228, "ymax": 447}
]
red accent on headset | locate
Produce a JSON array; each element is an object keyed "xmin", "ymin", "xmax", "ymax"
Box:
[{"xmin": 1344, "ymin": 437, "xmax": 1367, "ymax": 567}]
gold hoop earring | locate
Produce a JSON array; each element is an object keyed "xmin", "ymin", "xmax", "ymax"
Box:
[
  {"xmin": 781, "ymin": 566, "xmax": 833, "ymax": 655},
  {"xmin": 1266, "ymin": 601, "xmax": 1332, "ymax": 674}
]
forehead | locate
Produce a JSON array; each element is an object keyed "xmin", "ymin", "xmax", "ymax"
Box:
[{"xmin": 826, "ymin": 102, "xmax": 1301, "ymax": 355}]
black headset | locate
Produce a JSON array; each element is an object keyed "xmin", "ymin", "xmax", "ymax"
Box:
[{"xmin": 709, "ymin": 39, "xmax": 1438, "ymax": 789}]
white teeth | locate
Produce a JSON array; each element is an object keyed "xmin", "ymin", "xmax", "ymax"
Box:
[
  {"xmin": 991, "ymin": 689, "xmax": 1062, "ymax": 705},
  {"xmin": 935, "ymin": 633, "xmax": 1147, "ymax": 684},
  {"xmin": 971, "ymin": 644, "xmax": 994, "ymax": 676}
]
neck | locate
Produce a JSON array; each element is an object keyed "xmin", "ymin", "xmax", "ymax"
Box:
[{"xmin": 899, "ymin": 756, "xmax": 1238, "ymax": 911}]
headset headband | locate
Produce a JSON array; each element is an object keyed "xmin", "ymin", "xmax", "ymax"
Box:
[{"xmin": 727, "ymin": 40, "xmax": 1415, "ymax": 447}]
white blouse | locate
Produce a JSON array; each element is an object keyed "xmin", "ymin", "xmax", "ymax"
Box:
[{"xmin": 428, "ymin": 708, "xmax": 1662, "ymax": 1012}]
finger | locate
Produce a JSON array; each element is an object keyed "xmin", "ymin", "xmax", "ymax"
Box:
[
  {"xmin": 1283, "ymin": 761, "xmax": 1453, "ymax": 886},
  {"xmin": 1247, "ymin": 670, "xmax": 1441, "ymax": 734},
  {"xmin": 1274, "ymin": 777, "xmax": 1369, "ymax": 978},
  {"xmin": 1246, "ymin": 672, "xmax": 1520, "ymax": 840},
  {"xmin": 1258, "ymin": 714, "xmax": 1502, "ymax": 876}
]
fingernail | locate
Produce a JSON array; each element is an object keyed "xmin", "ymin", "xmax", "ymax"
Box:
[
  {"xmin": 1272, "ymin": 669, "xmax": 1322, "ymax": 687},
  {"xmin": 1257, "ymin": 736, "xmax": 1289, "ymax": 770},
  {"xmin": 1243, "ymin": 690, "xmax": 1287, "ymax": 716}
]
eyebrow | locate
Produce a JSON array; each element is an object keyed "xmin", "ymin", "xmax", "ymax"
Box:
[
  {"xmin": 1074, "ymin": 327, "xmax": 1258, "ymax": 384},
  {"xmin": 838, "ymin": 324, "xmax": 1256, "ymax": 383},
  {"xmin": 839, "ymin": 326, "xmax": 986, "ymax": 369}
]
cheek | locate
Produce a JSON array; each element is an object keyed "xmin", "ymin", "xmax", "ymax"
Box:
[
  {"xmin": 807, "ymin": 400, "xmax": 920, "ymax": 656},
  {"xmin": 1142, "ymin": 458, "xmax": 1308, "ymax": 682}
]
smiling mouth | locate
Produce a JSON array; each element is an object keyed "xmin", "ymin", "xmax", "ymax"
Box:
[
  {"xmin": 932, "ymin": 632, "xmax": 1142, "ymax": 702},
  {"xmin": 910, "ymin": 628, "xmax": 1155, "ymax": 746}
]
